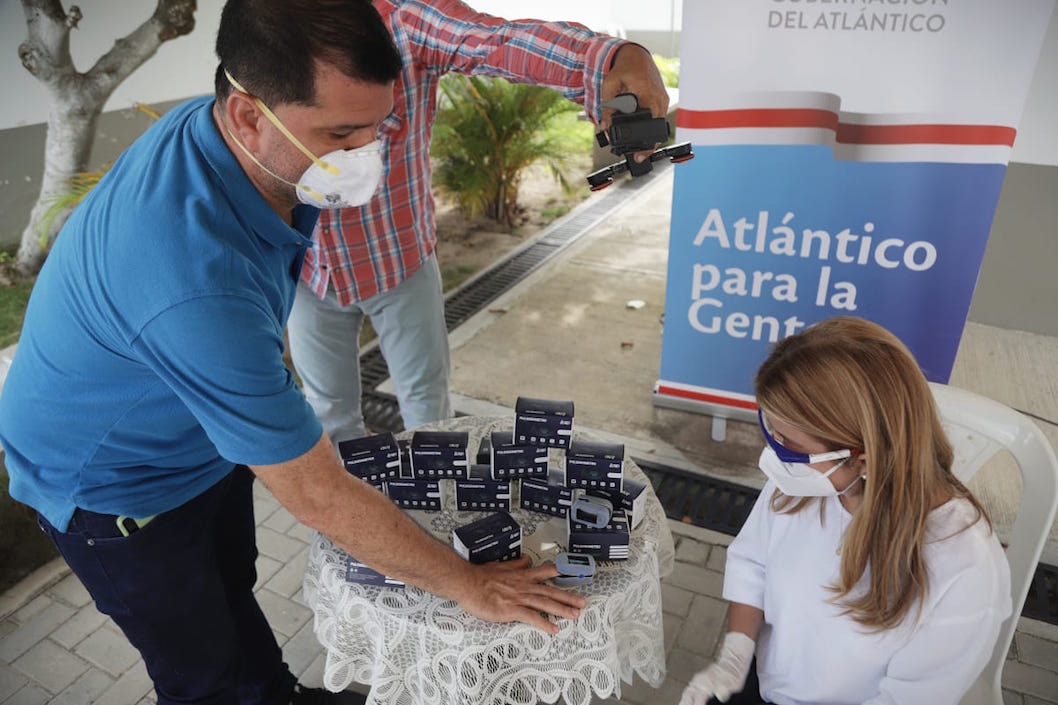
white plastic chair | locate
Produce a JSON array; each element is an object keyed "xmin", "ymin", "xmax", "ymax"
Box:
[{"xmin": 928, "ymin": 383, "xmax": 1058, "ymax": 705}]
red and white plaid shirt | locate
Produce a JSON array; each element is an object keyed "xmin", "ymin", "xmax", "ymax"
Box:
[{"xmin": 303, "ymin": 0, "xmax": 625, "ymax": 304}]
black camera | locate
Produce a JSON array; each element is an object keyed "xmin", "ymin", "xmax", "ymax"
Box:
[
  {"xmin": 587, "ymin": 93, "xmax": 693, "ymax": 191},
  {"xmin": 597, "ymin": 94, "xmax": 671, "ymax": 165}
]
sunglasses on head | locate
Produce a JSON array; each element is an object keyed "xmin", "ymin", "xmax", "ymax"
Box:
[{"xmin": 757, "ymin": 409, "xmax": 859, "ymax": 465}]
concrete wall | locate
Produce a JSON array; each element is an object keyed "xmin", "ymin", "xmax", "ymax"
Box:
[
  {"xmin": 1, "ymin": 1, "xmax": 1055, "ymax": 336},
  {"xmin": 969, "ymin": 163, "xmax": 1058, "ymax": 336},
  {"xmin": 0, "ymin": 100, "xmax": 187, "ymax": 254}
]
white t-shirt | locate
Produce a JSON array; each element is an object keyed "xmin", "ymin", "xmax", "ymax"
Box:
[{"xmin": 723, "ymin": 480, "xmax": 1012, "ymax": 705}]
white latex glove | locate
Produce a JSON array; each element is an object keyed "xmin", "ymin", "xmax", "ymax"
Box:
[{"xmin": 679, "ymin": 631, "xmax": 756, "ymax": 705}]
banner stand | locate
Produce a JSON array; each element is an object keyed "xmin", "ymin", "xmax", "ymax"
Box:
[
  {"xmin": 652, "ymin": 385, "xmax": 756, "ymax": 442},
  {"xmin": 654, "ymin": 0, "xmax": 1054, "ymax": 425}
]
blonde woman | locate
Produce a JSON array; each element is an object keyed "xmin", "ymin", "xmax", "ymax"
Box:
[{"xmin": 680, "ymin": 316, "xmax": 1011, "ymax": 705}]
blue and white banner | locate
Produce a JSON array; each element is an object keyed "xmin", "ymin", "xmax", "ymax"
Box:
[{"xmin": 656, "ymin": 0, "xmax": 1055, "ymax": 414}]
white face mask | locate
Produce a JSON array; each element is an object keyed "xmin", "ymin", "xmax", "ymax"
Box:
[
  {"xmin": 291, "ymin": 140, "xmax": 383, "ymax": 209},
  {"xmin": 224, "ymin": 70, "xmax": 384, "ymax": 209},
  {"xmin": 758, "ymin": 447, "xmax": 861, "ymax": 498}
]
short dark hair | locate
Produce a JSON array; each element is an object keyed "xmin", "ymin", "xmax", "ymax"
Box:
[{"xmin": 214, "ymin": 0, "xmax": 402, "ymax": 105}]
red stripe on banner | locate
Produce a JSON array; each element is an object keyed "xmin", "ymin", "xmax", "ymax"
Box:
[
  {"xmin": 835, "ymin": 123, "xmax": 1016, "ymax": 146},
  {"xmin": 678, "ymin": 108, "xmax": 839, "ymax": 131},
  {"xmin": 676, "ymin": 108, "xmax": 1016, "ymax": 147},
  {"xmin": 656, "ymin": 384, "xmax": 759, "ymax": 411}
]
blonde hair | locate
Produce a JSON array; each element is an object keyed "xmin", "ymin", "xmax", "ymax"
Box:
[{"xmin": 754, "ymin": 316, "xmax": 990, "ymax": 630}]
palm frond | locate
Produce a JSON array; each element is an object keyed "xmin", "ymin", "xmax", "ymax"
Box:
[
  {"xmin": 38, "ymin": 168, "xmax": 110, "ymax": 248},
  {"xmin": 652, "ymin": 54, "xmax": 680, "ymax": 88},
  {"xmin": 431, "ymin": 75, "xmax": 589, "ymax": 226}
]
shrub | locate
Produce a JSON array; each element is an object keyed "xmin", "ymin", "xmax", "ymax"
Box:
[
  {"xmin": 653, "ymin": 55, "xmax": 680, "ymax": 88},
  {"xmin": 431, "ymin": 75, "xmax": 590, "ymax": 227}
]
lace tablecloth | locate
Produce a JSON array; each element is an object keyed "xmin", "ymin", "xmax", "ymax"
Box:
[{"xmin": 303, "ymin": 416, "xmax": 676, "ymax": 705}]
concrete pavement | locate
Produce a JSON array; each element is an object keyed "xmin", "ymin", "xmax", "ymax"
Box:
[
  {"xmin": 4, "ymin": 493, "xmax": 1056, "ymax": 704},
  {"xmin": 0, "ymin": 484, "xmax": 738, "ymax": 705}
]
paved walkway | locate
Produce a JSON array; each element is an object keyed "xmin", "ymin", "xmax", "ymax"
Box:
[
  {"xmin": 3, "ymin": 490, "xmax": 1056, "ymax": 704},
  {"xmin": 0, "ymin": 481, "xmax": 730, "ymax": 705},
  {"xmin": 2, "ymin": 170, "xmax": 1057, "ymax": 703}
]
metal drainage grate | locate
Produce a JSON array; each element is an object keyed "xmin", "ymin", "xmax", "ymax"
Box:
[
  {"xmin": 633, "ymin": 457, "xmax": 759, "ymax": 535},
  {"xmin": 360, "ymin": 391, "xmax": 405, "ymax": 436},
  {"xmin": 1024, "ymin": 562, "xmax": 1058, "ymax": 624},
  {"xmin": 444, "ymin": 246, "xmax": 558, "ymax": 329},
  {"xmin": 443, "ymin": 162, "xmax": 663, "ymax": 332},
  {"xmin": 351, "ymin": 165, "xmax": 1058, "ymax": 628},
  {"xmin": 360, "ymin": 163, "xmax": 670, "ymax": 430}
]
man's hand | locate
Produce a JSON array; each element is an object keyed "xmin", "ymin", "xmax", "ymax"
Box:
[
  {"xmin": 253, "ymin": 434, "xmax": 585, "ymax": 635},
  {"xmin": 457, "ymin": 556, "xmax": 587, "ymax": 634},
  {"xmin": 599, "ymin": 43, "xmax": 670, "ymax": 163}
]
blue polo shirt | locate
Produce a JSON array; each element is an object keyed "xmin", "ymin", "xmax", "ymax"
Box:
[{"xmin": 0, "ymin": 97, "xmax": 323, "ymax": 531}]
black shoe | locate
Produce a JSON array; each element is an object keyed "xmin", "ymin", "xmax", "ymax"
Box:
[{"xmin": 291, "ymin": 683, "xmax": 367, "ymax": 705}]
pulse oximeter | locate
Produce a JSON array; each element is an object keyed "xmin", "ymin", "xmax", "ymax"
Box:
[
  {"xmin": 553, "ymin": 552, "xmax": 596, "ymax": 587},
  {"xmin": 569, "ymin": 494, "xmax": 613, "ymax": 528}
]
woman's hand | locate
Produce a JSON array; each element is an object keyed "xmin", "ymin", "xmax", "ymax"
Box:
[{"xmin": 679, "ymin": 631, "xmax": 756, "ymax": 705}]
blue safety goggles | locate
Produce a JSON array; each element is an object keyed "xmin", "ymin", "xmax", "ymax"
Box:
[{"xmin": 757, "ymin": 409, "xmax": 858, "ymax": 465}]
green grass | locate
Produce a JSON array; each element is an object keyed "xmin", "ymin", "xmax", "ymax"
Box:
[
  {"xmin": 441, "ymin": 263, "xmax": 479, "ymax": 293},
  {"xmin": 0, "ymin": 276, "xmax": 34, "ymax": 349},
  {"xmin": 544, "ymin": 108, "xmax": 595, "ymax": 153},
  {"xmin": 653, "ymin": 54, "xmax": 680, "ymax": 88},
  {"xmin": 540, "ymin": 203, "xmax": 572, "ymax": 221}
]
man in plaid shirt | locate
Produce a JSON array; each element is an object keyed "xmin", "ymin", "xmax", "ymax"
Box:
[{"xmin": 287, "ymin": 0, "xmax": 670, "ymax": 444}]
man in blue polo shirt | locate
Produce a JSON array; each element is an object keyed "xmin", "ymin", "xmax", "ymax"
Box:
[{"xmin": 0, "ymin": 2, "xmax": 584, "ymax": 704}]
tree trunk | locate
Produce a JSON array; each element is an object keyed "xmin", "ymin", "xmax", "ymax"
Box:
[{"xmin": 14, "ymin": 0, "xmax": 196, "ymax": 276}]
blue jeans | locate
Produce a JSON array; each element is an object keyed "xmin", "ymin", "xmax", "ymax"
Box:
[
  {"xmin": 287, "ymin": 254, "xmax": 452, "ymax": 446},
  {"xmin": 37, "ymin": 466, "xmax": 295, "ymax": 705}
]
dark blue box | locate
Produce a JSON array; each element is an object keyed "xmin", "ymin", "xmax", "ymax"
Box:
[
  {"xmin": 385, "ymin": 478, "xmax": 442, "ymax": 511},
  {"xmin": 592, "ymin": 477, "xmax": 648, "ymax": 529},
  {"xmin": 567, "ymin": 509, "xmax": 630, "ymax": 561},
  {"xmin": 489, "ymin": 430, "xmax": 547, "ymax": 480},
  {"xmin": 345, "ymin": 555, "xmax": 405, "ymax": 588},
  {"xmin": 410, "ymin": 431, "xmax": 469, "ymax": 479},
  {"xmin": 475, "ymin": 435, "xmax": 493, "ymax": 464},
  {"xmin": 455, "ymin": 465, "xmax": 512, "ymax": 511},
  {"xmin": 452, "ymin": 511, "xmax": 522, "ymax": 564},
  {"xmin": 397, "ymin": 438, "xmax": 412, "ymax": 478},
  {"xmin": 338, "ymin": 433, "xmax": 401, "ymax": 487},
  {"xmin": 565, "ymin": 440, "xmax": 624, "ymax": 492},
  {"xmin": 519, "ymin": 468, "xmax": 573, "ymax": 517},
  {"xmin": 513, "ymin": 397, "xmax": 574, "ymax": 449}
]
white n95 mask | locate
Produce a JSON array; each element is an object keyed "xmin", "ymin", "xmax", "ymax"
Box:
[
  {"xmin": 292, "ymin": 140, "xmax": 383, "ymax": 209},
  {"xmin": 224, "ymin": 70, "xmax": 385, "ymax": 209},
  {"xmin": 758, "ymin": 447, "xmax": 859, "ymax": 498}
]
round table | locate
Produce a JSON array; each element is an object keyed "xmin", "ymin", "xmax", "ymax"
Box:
[{"xmin": 302, "ymin": 416, "xmax": 675, "ymax": 705}]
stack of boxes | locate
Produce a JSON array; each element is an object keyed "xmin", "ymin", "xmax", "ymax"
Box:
[
  {"xmin": 337, "ymin": 396, "xmax": 646, "ymax": 585},
  {"xmin": 562, "ymin": 439, "xmax": 631, "ymax": 561},
  {"xmin": 567, "ymin": 510, "xmax": 630, "ymax": 561}
]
